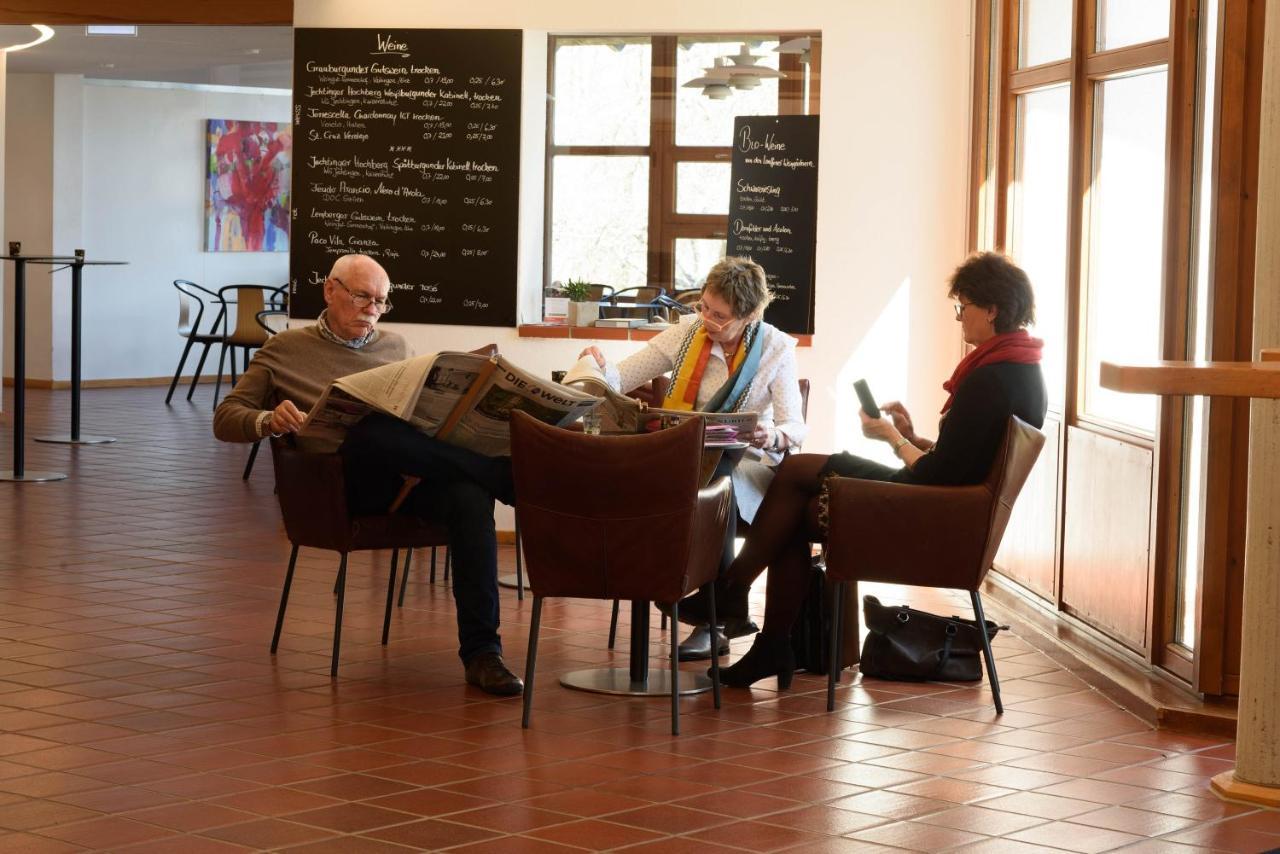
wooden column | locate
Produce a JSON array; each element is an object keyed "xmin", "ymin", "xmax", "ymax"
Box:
[{"xmin": 1212, "ymin": 0, "xmax": 1280, "ymax": 808}]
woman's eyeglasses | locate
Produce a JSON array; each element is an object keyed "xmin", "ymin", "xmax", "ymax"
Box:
[
  {"xmin": 331, "ymin": 276, "xmax": 393, "ymax": 314},
  {"xmin": 953, "ymin": 301, "xmax": 973, "ymax": 320},
  {"xmin": 694, "ymin": 300, "xmax": 736, "ymax": 332}
]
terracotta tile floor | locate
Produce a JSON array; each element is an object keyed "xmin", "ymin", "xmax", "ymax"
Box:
[{"xmin": 0, "ymin": 386, "xmax": 1276, "ymax": 852}]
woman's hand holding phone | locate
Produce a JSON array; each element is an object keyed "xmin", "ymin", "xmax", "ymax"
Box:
[{"xmin": 859, "ymin": 409, "xmax": 899, "ymax": 444}]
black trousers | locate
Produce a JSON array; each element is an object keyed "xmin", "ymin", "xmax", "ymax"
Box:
[{"xmin": 340, "ymin": 414, "xmax": 512, "ymax": 662}]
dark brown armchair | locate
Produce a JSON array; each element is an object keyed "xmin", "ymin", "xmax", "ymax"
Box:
[
  {"xmin": 823, "ymin": 416, "xmax": 1045, "ymax": 714},
  {"xmin": 268, "ymin": 438, "xmax": 450, "ymax": 677},
  {"xmin": 510, "ymin": 411, "xmax": 732, "ymax": 735}
]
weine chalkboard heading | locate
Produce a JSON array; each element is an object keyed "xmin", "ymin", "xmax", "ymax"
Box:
[{"xmin": 291, "ymin": 28, "xmax": 521, "ymax": 326}]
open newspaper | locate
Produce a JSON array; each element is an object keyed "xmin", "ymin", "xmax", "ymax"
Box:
[
  {"xmin": 299, "ymin": 352, "xmax": 601, "ymax": 456},
  {"xmin": 562, "ymin": 355, "xmax": 757, "ymax": 444}
]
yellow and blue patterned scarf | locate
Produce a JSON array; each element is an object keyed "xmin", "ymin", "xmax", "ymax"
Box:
[{"xmin": 662, "ymin": 320, "xmax": 762, "ymax": 413}]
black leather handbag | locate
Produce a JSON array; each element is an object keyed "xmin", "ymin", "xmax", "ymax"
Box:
[{"xmin": 859, "ymin": 595, "xmax": 1001, "ymax": 682}]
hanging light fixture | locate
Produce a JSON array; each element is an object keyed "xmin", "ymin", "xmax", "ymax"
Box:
[
  {"xmin": 722, "ymin": 44, "xmax": 785, "ymax": 90},
  {"xmin": 681, "ymin": 56, "xmax": 734, "ymax": 100},
  {"xmin": 774, "ymin": 36, "xmax": 813, "ymax": 65}
]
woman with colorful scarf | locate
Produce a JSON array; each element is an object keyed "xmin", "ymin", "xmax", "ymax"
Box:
[
  {"xmin": 676, "ymin": 252, "xmax": 1048, "ymax": 689},
  {"xmin": 579, "ymin": 256, "xmax": 808, "ymax": 661}
]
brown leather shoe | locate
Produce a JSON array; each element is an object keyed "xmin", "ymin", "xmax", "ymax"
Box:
[{"xmin": 464, "ymin": 652, "xmax": 524, "ymax": 696}]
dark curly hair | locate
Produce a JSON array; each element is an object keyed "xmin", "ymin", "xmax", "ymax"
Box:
[{"xmin": 948, "ymin": 252, "xmax": 1036, "ymax": 334}]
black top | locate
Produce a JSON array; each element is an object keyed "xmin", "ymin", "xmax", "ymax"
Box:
[{"xmin": 896, "ymin": 361, "xmax": 1047, "ymax": 486}]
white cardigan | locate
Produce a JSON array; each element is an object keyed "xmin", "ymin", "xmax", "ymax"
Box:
[{"xmin": 602, "ymin": 319, "xmax": 807, "ymax": 522}]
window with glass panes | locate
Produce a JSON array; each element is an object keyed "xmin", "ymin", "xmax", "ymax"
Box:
[
  {"xmin": 545, "ymin": 34, "xmax": 818, "ymax": 299},
  {"xmin": 970, "ymin": 0, "xmax": 1259, "ymax": 693}
]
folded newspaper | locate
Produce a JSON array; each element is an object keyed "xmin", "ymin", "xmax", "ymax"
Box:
[
  {"xmin": 561, "ymin": 355, "xmax": 757, "ymax": 441},
  {"xmin": 299, "ymin": 352, "xmax": 601, "ymax": 456}
]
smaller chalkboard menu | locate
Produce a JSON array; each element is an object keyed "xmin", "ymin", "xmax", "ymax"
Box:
[
  {"xmin": 726, "ymin": 115, "xmax": 820, "ymax": 335},
  {"xmin": 291, "ymin": 28, "xmax": 522, "ymax": 327}
]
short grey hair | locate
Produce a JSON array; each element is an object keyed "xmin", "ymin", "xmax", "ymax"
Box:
[{"xmin": 702, "ymin": 256, "xmax": 772, "ymax": 318}]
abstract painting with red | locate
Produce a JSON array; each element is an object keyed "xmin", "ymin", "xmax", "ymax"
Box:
[{"xmin": 206, "ymin": 119, "xmax": 292, "ymax": 252}]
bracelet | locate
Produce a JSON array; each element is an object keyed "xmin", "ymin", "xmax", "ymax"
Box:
[
  {"xmin": 892, "ymin": 436, "xmax": 911, "ymax": 455},
  {"xmin": 255, "ymin": 410, "xmax": 274, "ymax": 439}
]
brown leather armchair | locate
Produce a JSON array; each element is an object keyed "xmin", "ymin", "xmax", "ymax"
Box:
[
  {"xmin": 823, "ymin": 416, "xmax": 1045, "ymax": 713},
  {"xmin": 268, "ymin": 437, "xmax": 450, "ymax": 677},
  {"xmin": 609, "ymin": 376, "xmax": 808, "ymax": 648},
  {"xmin": 510, "ymin": 411, "xmax": 732, "ymax": 735}
]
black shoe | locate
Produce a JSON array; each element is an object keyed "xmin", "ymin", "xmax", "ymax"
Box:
[
  {"xmin": 464, "ymin": 652, "xmax": 524, "ymax": 696},
  {"xmin": 677, "ymin": 625, "xmax": 730, "ymax": 661},
  {"xmin": 715, "ymin": 633, "xmax": 795, "ymax": 690}
]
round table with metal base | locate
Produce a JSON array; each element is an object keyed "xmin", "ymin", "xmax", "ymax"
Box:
[
  {"xmin": 0, "ymin": 470, "xmax": 68, "ymax": 482},
  {"xmin": 497, "ymin": 573, "xmax": 529, "ymax": 590},
  {"xmin": 559, "ymin": 667, "xmax": 712, "ymax": 696},
  {"xmin": 33, "ymin": 434, "xmax": 116, "ymax": 446}
]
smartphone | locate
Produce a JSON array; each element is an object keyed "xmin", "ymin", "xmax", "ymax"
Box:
[{"xmin": 853, "ymin": 379, "xmax": 880, "ymax": 419}]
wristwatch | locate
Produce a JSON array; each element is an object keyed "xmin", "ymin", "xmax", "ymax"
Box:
[{"xmin": 255, "ymin": 410, "xmax": 274, "ymax": 438}]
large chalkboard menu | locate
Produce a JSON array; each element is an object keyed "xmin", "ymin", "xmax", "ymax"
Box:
[
  {"xmin": 726, "ymin": 115, "xmax": 820, "ymax": 335},
  {"xmin": 290, "ymin": 28, "xmax": 522, "ymax": 326}
]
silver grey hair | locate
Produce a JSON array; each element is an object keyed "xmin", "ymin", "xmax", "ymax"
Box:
[{"xmin": 702, "ymin": 256, "xmax": 772, "ymax": 318}]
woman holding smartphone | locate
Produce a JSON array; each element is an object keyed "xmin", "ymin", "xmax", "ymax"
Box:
[{"xmin": 674, "ymin": 252, "xmax": 1048, "ymax": 688}]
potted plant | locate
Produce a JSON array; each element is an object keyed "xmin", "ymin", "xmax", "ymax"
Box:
[{"xmin": 562, "ymin": 279, "xmax": 600, "ymax": 327}]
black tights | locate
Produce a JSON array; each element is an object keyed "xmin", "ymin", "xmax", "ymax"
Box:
[
  {"xmin": 726, "ymin": 454, "xmax": 828, "ymax": 636},
  {"xmin": 727, "ymin": 451, "xmax": 898, "ymax": 636}
]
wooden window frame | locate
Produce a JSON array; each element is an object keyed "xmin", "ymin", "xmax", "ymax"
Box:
[
  {"xmin": 971, "ymin": 0, "xmax": 1265, "ymax": 694},
  {"xmin": 544, "ymin": 32, "xmax": 820, "ymax": 297}
]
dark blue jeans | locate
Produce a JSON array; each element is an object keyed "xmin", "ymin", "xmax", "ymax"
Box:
[{"xmin": 340, "ymin": 414, "xmax": 512, "ymax": 663}]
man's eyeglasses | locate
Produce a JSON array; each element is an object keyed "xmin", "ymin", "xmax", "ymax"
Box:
[
  {"xmin": 331, "ymin": 276, "xmax": 393, "ymax": 314},
  {"xmin": 954, "ymin": 301, "xmax": 972, "ymax": 320},
  {"xmin": 693, "ymin": 300, "xmax": 737, "ymax": 332}
]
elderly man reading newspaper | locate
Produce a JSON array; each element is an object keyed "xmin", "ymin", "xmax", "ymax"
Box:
[{"xmin": 213, "ymin": 253, "xmax": 525, "ymax": 696}]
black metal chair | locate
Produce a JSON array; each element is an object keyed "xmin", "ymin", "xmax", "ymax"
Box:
[{"xmin": 166, "ymin": 280, "xmax": 227, "ymax": 405}]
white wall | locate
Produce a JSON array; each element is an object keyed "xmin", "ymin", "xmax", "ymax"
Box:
[
  {"xmin": 298, "ymin": 0, "xmax": 975, "ymax": 530},
  {"xmin": 80, "ymin": 80, "xmax": 291, "ymax": 380},
  {"xmin": 2, "ymin": 74, "xmax": 54, "ymax": 380},
  {"xmin": 3, "ymin": 74, "xmax": 291, "ymax": 382}
]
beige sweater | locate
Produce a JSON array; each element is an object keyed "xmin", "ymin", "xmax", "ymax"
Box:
[{"xmin": 213, "ymin": 325, "xmax": 411, "ymax": 444}]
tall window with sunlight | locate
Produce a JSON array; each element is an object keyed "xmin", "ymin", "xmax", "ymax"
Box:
[
  {"xmin": 1082, "ymin": 68, "xmax": 1169, "ymax": 433},
  {"xmin": 1010, "ymin": 84, "xmax": 1071, "ymax": 409}
]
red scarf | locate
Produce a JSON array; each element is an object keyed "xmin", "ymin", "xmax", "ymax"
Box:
[{"xmin": 941, "ymin": 329, "xmax": 1043, "ymax": 413}]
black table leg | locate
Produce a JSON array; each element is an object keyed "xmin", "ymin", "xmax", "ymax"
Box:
[
  {"xmin": 36, "ymin": 261, "xmax": 115, "ymax": 445},
  {"xmin": 1, "ymin": 258, "xmax": 65, "ymax": 482},
  {"xmin": 629, "ymin": 599, "xmax": 649, "ymax": 685}
]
